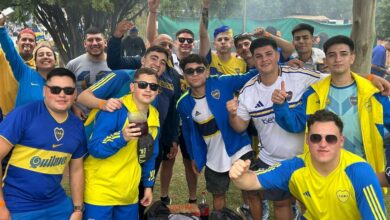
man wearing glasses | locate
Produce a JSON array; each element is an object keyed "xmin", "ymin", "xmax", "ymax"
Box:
[
  {"xmin": 230, "ymin": 109, "xmax": 386, "ymax": 220},
  {"xmin": 177, "ymin": 54, "xmax": 258, "ymax": 211},
  {"xmin": 83, "ymin": 67, "xmax": 160, "ymax": 220},
  {"xmin": 0, "ymin": 68, "xmax": 87, "ymax": 220},
  {"xmin": 272, "ymin": 35, "xmax": 390, "ymax": 178}
]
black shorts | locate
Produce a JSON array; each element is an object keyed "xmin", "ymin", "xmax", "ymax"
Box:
[{"xmin": 205, "ymin": 166, "xmax": 230, "ymax": 195}]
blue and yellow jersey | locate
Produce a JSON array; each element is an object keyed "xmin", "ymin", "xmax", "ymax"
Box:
[
  {"xmin": 84, "ymin": 94, "xmax": 160, "ymax": 206},
  {"xmin": 206, "ymin": 50, "xmax": 246, "ymax": 75},
  {"xmin": 257, "ymin": 149, "xmax": 386, "ymax": 219},
  {"xmin": 0, "ymin": 101, "xmax": 87, "ymax": 213}
]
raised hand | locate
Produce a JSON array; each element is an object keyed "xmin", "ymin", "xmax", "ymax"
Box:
[
  {"xmin": 271, "ymin": 80, "xmax": 289, "ymax": 104},
  {"xmin": 148, "ymin": 0, "xmax": 160, "ymax": 12},
  {"xmin": 226, "ymin": 96, "xmax": 239, "ymax": 116},
  {"xmin": 113, "ymin": 20, "xmax": 134, "ymax": 38}
]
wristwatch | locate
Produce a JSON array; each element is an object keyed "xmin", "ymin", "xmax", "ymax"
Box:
[{"xmin": 74, "ymin": 205, "xmax": 85, "ymax": 212}]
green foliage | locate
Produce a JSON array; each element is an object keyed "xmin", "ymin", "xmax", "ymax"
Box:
[{"xmin": 376, "ymin": 0, "xmax": 390, "ymax": 39}]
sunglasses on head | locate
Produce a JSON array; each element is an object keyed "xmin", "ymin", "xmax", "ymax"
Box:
[
  {"xmin": 233, "ymin": 32, "xmax": 252, "ymax": 40},
  {"xmin": 46, "ymin": 85, "xmax": 76, "ymax": 95},
  {"xmin": 183, "ymin": 66, "xmax": 206, "ymax": 76},
  {"xmin": 309, "ymin": 134, "xmax": 338, "ymax": 144},
  {"xmin": 178, "ymin": 37, "xmax": 194, "ymax": 44},
  {"xmin": 134, "ymin": 81, "xmax": 159, "ymax": 91}
]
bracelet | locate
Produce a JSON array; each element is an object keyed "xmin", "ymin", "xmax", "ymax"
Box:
[
  {"xmin": 149, "ymin": 10, "xmax": 159, "ymax": 14},
  {"xmin": 367, "ymin": 73, "xmax": 374, "ymax": 81},
  {"xmin": 0, "ymin": 200, "xmax": 5, "ymax": 207},
  {"xmin": 98, "ymin": 100, "xmax": 107, "ymax": 110}
]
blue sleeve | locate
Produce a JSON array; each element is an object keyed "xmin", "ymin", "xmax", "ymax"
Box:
[
  {"xmin": 258, "ymin": 157, "xmax": 304, "ymax": 192},
  {"xmin": 71, "ymin": 122, "xmax": 88, "ymax": 159},
  {"xmin": 374, "ymin": 93, "xmax": 390, "ymax": 132},
  {"xmin": 0, "ymin": 108, "xmax": 2, "ymax": 122},
  {"xmin": 177, "ymin": 103, "xmax": 194, "ymax": 161},
  {"xmin": 372, "ymin": 46, "xmax": 386, "ymax": 67},
  {"xmin": 345, "ymin": 162, "xmax": 387, "ymax": 220},
  {"xmin": 273, "ymin": 88, "xmax": 311, "ymax": 133},
  {"xmin": 0, "ymin": 27, "xmax": 30, "ymax": 81},
  {"xmin": 0, "ymin": 106, "xmax": 29, "ymax": 145},
  {"xmin": 141, "ymin": 128, "xmax": 160, "ymax": 187},
  {"xmin": 90, "ymin": 71, "xmax": 132, "ymax": 99},
  {"xmin": 206, "ymin": 49, "xmax": 212, "ymax": 65},
  {"xmin": 107, "ymin": 36, "xmax": 142, "ymax": 70},
  {"xmin": 87, "ymin": 108, "xmax": 128, "ymax": 158},
  {"xmin": 223, "ymin": 69, "xmax": 259, "ymax": 91}
]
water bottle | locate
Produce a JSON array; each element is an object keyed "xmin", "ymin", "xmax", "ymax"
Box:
[{"xmin": 198, "ymin": 191, "xmax": 209, "ymax": 220}]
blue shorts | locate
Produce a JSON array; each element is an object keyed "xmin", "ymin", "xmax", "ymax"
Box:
[
  {"xmin": 11, "ymin": 197, "xmax": 73, "ymax": 220},
  {"xmin": 84, "ymin": 203, "xmax": 138, "ymax": 220}
]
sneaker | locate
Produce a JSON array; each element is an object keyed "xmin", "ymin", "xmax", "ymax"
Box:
[
  {"xmin": 161, "ymin": 196, "xmax": 172, "ymax": 205},
  {"xmin": 262, "ymin": 200, "xmax": 270, "ymax": 220},
  {"xmin": 236, "ymin": 206, "xmax": 253, "ymax": 220},
  {"xmin": 188, "ymin": 198, "xmax": 197, "ymax": 204}
]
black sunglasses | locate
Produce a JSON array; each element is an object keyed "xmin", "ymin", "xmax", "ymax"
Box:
[
  {"xmin": 183, "ymin": 67, "xmax": 206, "ymax": 76},
  {"xmin": 309, "ymin": 134, "xmax": 338, "ymax": 144},
  {"xmin": 178, "ymin": 37, "xmax": 194, "ymax": 44},
  {"xmin": 46, "ymin": 85, "xmax": 76, "ymax": 95},
  {"xmin": 134, "ymin": 81, "xmax": 159, "ymax": 91}
]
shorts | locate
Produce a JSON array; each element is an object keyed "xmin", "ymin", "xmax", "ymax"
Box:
[
  {"xmin": 162, "ymin": 129, "xmax": 191, "ymax": 161},
  {"xmin": 205, "ymin": 166, "xmax": 230, "ymax": 195},
  {"xmin": 84, "ymin": 202, "xmax": 138, "ymax": 220},
  {"xmin": 10, "ymin": 197, "xmax": 73, "ymax": 220}
]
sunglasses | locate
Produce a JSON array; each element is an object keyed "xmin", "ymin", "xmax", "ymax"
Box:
[
  {"xmin": 183, "ymin": 66, "xmax": 206, "ymax": 76},
  {"xmin": 309, "ymin": 134, "xmax": 338, "ymax": 144},
  {"xmin": 134, "ymin": 81, "xmax": 159, "ymax": 91},
  {"xmin": 178, "ymin": 37, "xmax": 194, "ymax": 44},
  {"xmin": 46, "ymin": 85, "xmax": 76, "ymax": 95}
]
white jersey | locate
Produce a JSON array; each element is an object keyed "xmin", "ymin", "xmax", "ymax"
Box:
[
  {"xmin": 237, "ymin": 66, "xmax": 321, "ymax": 165},
  {"xmin": 192, "ymin": 97, "xmax": 251, "ymax": 172}
]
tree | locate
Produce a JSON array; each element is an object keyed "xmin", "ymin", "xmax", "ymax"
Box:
[
  {"xmin": 376, "ymin": 0, "xmax": 390, "ymax": 39},
  {"xmin": 3, "ymin": 0, "xmax": 147, "ymax": 63},
  {"xmin": 350, "ymin": 0, "xmax": 376, "ymax": 74}
]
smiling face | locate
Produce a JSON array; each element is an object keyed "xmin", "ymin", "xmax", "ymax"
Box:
[
  {"xmin": 35, "ymin": 46, "xmax": 56, "ymax": 72},
  {"xmin": 175, "ymin": 32, "xmax": 194, "ymax": 55},
  {"xmin": 141, "ymin": 51, "xmax": 167, "ymax": 77},
  {"xmin": 44, "ymin": 76, "xmax": 76, "ymax": 113},
  {"xmin": 84, "ymin": 33, "xmax": 107, "ymax": 57},
  {"xmin": 252, "ymin": 45, "xmax": 279, "ymax": 76},
  {"xmin": 293, "ymin": 30, "xmax": 314, "ymax": 56},
  {"xmin": 182, "ymin": 62, "xmax": 209, "ymax": 90},
  {"xmin": 17, "ymin": 33, "xmax": 36, "ymax": 60},
  {"xmin": 236, "ymin": 38, "xmax": 252, "ymax": 60}
]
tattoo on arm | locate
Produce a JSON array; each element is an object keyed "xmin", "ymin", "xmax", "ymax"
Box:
[{"xmin": 202, "ymin": 7, "xmax": 209, "ymax": 29}]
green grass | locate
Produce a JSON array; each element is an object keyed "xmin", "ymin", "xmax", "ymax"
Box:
[{"xmin": 63, "ymin": 151, "xmax": 390, "ymax": 219}]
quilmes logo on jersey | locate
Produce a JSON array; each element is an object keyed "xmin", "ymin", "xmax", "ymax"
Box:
[
  {"xmin": 336, "ymin": 190, "xmax": 350, "ymax": 203},
  {"xmin": 54, "ymin": 127, "xmax": 64, "ymax": 141},
  {"xmin": 30, "ymin": 155, "xmax": 67, "ymax": 168},
  {"xmin": 254, "ymin": 100, "xmax": 264, "ymax": 108}
]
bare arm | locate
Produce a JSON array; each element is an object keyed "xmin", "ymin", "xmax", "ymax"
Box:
[
  {"xmin": 253, "ymin": 28, "xmax": 294, "ymax": 60},
  {"xmin": 377, "ymin": 172, "xmax": 390, "ymax": 187},
  {"xmin": 0, "ymin": 137, "xmax": 13, "ymax": 220},
  {"xmin": 77, "ymin": 89, "xmax": 122, "ymax": 112},
  {"xmin": 199, "ymin": 0, "xmax": 211, "ymax": 57},
  {"xmin": 226, "ymin": 97, "xmax": 250, "ymax": 133},
  {"xmin": 146, "ymin": 0, "xmax": 160, "ymax": 45},
  {"xmin": 69, "ymin": 157, "xmax": 84, "ymax": 220},
  {"xmin": 229, "ymin": 159, "xmax": 262, "ymax": 191}
]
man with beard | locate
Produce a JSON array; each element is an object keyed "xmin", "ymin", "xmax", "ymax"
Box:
[{"xmin": 66, "ymin": 27, "xmax": 111, "ymax": 119}]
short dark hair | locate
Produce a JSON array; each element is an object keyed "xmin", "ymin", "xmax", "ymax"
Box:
[
  {"xmin": 144, "ymin": 45, "xmax": 169, "ymax": 60},
  {"xmin": 266, "ymin": 26, "xmax": 277, "ymax": 36},
  {"xmin": 323, "ymin": 35, "xmax": 354, "ymax": 54},
  {"xmin": 46, "ymin": 67, "xmax": 76, "ymax": 83},
  {"xmin": 307, "ymin": 109, "xmax": 343, "ymax": 133},
  {"xmin": 84, "ymin": 27, "xmax": 104, "ymax": 39},
  {"xmin": 291, "ymin": 23, "xmax": 314, "ymax": 36},
  {"xmin": 180, "ymin": 54, "xmax": 209, "ymax": 70},
  {"xmin": 176, "ymin": 29, "xmax": 195, "ymax": 39},
  {"xmin": 234, "ymin": 33, "xmax": 252, "ymax": 48},
  {"xmin": 249, "ymin": 37, "xmax": 277, "ymax": 55},
  {"xmin": 134, "ymin": 67, "xmax": 158, "ymax": 81}
]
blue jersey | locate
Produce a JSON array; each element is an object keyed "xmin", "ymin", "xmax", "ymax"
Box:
[
  {"xmin": 258, "ymin": 149, "xmax": 386, "ymax": 219},
  {"xmin": 0, "ymin": 101, "xmax": 87, "ymax": 212}
]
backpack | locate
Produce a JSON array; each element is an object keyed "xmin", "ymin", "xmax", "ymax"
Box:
[
  {"xmin": 209, "ymin": 207, "xmax": 243, "ymax": 220},
  {"xmin": 146, "ymin": 201, "xmax": 171, "ymax": 220}
]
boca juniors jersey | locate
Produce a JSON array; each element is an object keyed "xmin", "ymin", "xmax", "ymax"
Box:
[{"xmin": 0, "ymin": 101, "xmax": 87, "ymax": 212}]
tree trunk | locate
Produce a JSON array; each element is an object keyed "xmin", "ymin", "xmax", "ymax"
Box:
[{"xmin": 350, "ymin": 0, "xmax": 376, "ymax": 74}]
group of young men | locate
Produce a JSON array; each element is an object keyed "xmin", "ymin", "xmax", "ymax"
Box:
[{"xmin": 1, "ymin": 0, "xmax": 390, "ymax": 219}]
